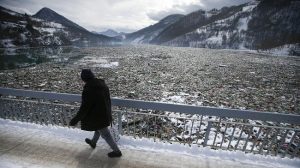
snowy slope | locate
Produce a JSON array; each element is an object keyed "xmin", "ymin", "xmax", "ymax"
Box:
[
  {"xmin": 125, "ymin": 14, "xmax": 184, "ymax": 44},
  {"xmin": 159, "ymin": 0, "xmax": 300, "ymax": 53},
  {"xmin": 150, "ymin": 4, "xmax": 246, "ymax": 45},
  {"xmin": 163, "ymin": 1, "xmax": 258, "ymax": 49},
  {"xmin": 0, "ymin": 6, "xmax": 117, "ymax": 48},
  {"xmin": 120, "ymin": 0, "xmax": 295, "ymax": 55},
  {"xmin": 0, "ymin": 6, "xmax": 70, "ymax": 47}
]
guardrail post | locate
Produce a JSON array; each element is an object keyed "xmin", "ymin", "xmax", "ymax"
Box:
[
  {"xmin": 203, "ymin": 121, "xmax": 212, "ymax": 147},
  {"xmin": 117, "ymin": 111, "xmax": 123, "ymax": 135},
  {"xmin": 0, "ymin": 99, "xmax": 5, "ymax": 118}
]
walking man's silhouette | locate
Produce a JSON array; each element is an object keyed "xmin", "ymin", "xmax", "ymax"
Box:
[{"xmin": 69, "ymin": 69, "xmax": 122, "ymax": 158}]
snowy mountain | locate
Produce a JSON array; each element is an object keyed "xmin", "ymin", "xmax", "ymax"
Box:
[
  {"xmin": 0, "ymin": 6, "xmax": 118, "ymax": 48},
  {"xmin": 150, "ymin": 5, "xmax": 246, "ymax": 45},
  {"xmin": 33, "ymin": 7, "xmax": 87, "ymax": 32},
  {"xmin": 1, "ymin": 0, "xmax": 299, "ymax": 54},
  {"xmin": 125, "ymin": 14, "xmax": 184, "ymax": 44},
  {"xmin": 32, "ymin": 7, "xmax": 118, "ymax": 46},
  {"xmin": 95, "ymin": 29, "xmax": 126, "ymax": 37},
  {"xmin": 158, "ymin": 2, "xmax": 255, "ymax": 48},
  {"xmin": 245, "ymin": 0, "xmax": 300, "ymax": 50},
  {"xmin": 147, "ymin": 0, "xmax": 300, "ymax": 54}
]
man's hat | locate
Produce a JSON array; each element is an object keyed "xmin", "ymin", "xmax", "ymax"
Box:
[{"xmin": 81, "ymin": 69, "xmax": 95, "ymax": 82}]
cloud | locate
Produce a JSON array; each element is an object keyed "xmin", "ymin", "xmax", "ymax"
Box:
[
  {"xmin": 147, "ymin": 3, "xmax": 204, "ymax": 21},
  {"xmin": 0, "ymin": 0, "xmax": 251, "ymax": 32},
  {"xmin": 147, "ymin": 0, "xmax": 251, "ymax": 21},
  {"xmin": 199, "ymin": 0, "xmax": 251, "ymax": 10}
]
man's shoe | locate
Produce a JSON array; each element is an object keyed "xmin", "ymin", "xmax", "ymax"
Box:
[
  {"xmin": 108, "ymin": 151, "xmax": 122, "ymax": 158},
  {"xmin": 85, "ymin": 138, "xmax": 96, "ymax": 149}
]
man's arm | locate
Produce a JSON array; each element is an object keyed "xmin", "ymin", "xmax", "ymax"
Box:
[
  {"xmin": 69, "ymin": 86, "xmax": 94, "ymax": 126},
  {"xmin": 103, "ymin": 86, "xmax": 113, "ymax": 124}
]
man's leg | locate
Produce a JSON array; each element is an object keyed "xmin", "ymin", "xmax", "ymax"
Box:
[
  {"xmin": 92, "ymin": 130, "xmax": 101, "ymax": 143},
  {"xmin": 99, "ymin": 127, "xmax": 122, "ymax": 157},
  {"xmin": 85, "ymin": 130, "xmax": 100, "ymax": 149},
  {"xmin": 99, "ymin": 127, "xmax": 120, "ymax": 152}
]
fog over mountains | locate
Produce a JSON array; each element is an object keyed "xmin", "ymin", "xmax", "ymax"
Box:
[{"xmin": 0, "ymin": 0, "xmax": 299, "ymax": 55}]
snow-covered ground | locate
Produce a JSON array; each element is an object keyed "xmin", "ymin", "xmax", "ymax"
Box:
[{"xmin": 0, "ymin": 118, "xmax": 299, "ymax": 168}]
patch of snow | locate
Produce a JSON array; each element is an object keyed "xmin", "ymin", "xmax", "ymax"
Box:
[
  {"xmin": 256, "ymin": 44, "xmax": 300, "ymax": 56},
  {"xmin": 70, "ymin": 38, "xmax": 81, "ymax": 42},
  {"xmin": 53, "ymin": 36, "xmax": 62, "ymax": 45},
  {"xmin": 19, "ymin": 33, "xmax": 27, "ymax": 42},
  {"xmin": 131, "ymin": 35, "xmax": 145, "ymax": 44},
  {"xmin": 18, "ymin": 20, "xmax": 27, "ymax": 24},
  {"xmin": 31, "ymin": 18, "xmax": 43, "ymax": 22},
  {"xmin": 0, "ymin": 21, "xmax": 25, "ymax": 29},
  {"xmin": 238, "ymin": 17, "xmax": 248, "ymax": 32},
  {"xmin": 42, "ymin": 21, "xmax": 64, "ymax": 29},
  {"xmin": 0, "ymin": 39, "xmax": 16, "ymax": 48},
  {"xmin": 76, "ymin": 56, "xmax": 119, "ymax": 68},
  {"xmin": 41, "ymin": 27, "xmax": 58, "ymax": 34},
  {"xmin": 161, "ymin": 94, "xmax": 186, "ymax": 104},
  {"xmin": 205, "ymin": 34, "xmax": 223, "ymax": 44},
  {"xmin": 121, "ymin": 35, "xmax": 126, "ymax": 40},
  {"xmin": 101, "ymin": 62, "xmax": 119, "ymax": 68},
  {"xmin": 205, "ymin": 12, "xmax": 212, "ymax": 18},
  {"xmin": 196, "ymin": 28, "xmax": 207, "ymax": 34},
  {"xmin": 34, "ymin": 27, "xmax": 62, "ymax": 35},
  {"xmin": 242, "ymin": 4, "xmax": 258, "ymax": 12},
  {"xmin": 161, "ymin": 96, "xmax": 182, "ymax": 103}
]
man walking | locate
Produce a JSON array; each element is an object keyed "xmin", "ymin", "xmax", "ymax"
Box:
[{"xmin": 69, "ymin": 69, "xmax": 122, "ymax": 158}]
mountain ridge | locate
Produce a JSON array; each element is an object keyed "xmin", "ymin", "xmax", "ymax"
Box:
[
  {"xmin": 144, "ymin": 0, "xmax": 299, "ymax": 54},
  {"xmin": 150, "ymin": 4, "xmax": 246, "ymax": 44},
  {"xmin": 124, "ymin": 14, "xmax": 184, "ymax": 44},
  {"xmin": 0, "ymin": 6, "xmax": 118, "ymax": 48},
  {"xmin": 33, "ymin": 7, "xmax": 87, "ymax": 32},
  {"xmin": 1, "ymin": 1, "xmax": 299, "ymax": 54},
  {"xmin": 95, "ymin": 29, "xmax": 127, "ymax": 38},
  {"xmin": 33, "ymin": 7, "xmax": 115, "ymax": 44}
]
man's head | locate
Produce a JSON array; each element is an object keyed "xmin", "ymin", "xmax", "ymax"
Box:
[{"xmin": 81, "ymin": 69, "xmax": 95, "ymax": 82}]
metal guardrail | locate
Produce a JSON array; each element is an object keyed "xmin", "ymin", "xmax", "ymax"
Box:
[
  {"xmin": 1, "ymin": 87, "xmax": 299, "ymax": 124},
  {"xmin": 0, "ymin": 87, "xmax": 299, "ymax": 158}
]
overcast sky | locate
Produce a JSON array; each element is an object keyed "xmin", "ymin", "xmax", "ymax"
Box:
[{"xmin": 0, "ymin": 0, "xmax": 250, "ymax": 33}]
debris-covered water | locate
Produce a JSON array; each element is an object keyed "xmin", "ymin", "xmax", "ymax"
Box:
[{"xmin": 0, "ymin": 45, "xmax": 299, "ymax": 114}]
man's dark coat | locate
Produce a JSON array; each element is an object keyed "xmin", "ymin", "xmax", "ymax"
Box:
[{"xmin": 70, "ymin": 78, "xmax": 112, "ymax": 131}]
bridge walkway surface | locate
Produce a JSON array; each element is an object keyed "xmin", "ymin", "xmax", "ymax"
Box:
[{"xmin": 0, "ymin": 119, "xmax": 299, "ymax": 168}]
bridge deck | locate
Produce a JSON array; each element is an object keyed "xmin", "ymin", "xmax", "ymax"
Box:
[{"xmin": 0, "ymin": 119, "xmax": 297, "ymax": 168}]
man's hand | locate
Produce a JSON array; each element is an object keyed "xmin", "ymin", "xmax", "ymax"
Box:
[{"xmin": 69, "ymin": 118, "xmax": 77, "ymax": 126}]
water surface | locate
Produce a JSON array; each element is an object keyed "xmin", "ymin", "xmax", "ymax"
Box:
[{"xmin": 0, "ymin": 46, "xmax": 87, "ymax": 70}]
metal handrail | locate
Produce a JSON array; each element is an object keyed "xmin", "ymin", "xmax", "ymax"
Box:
[
  {"xmin": 1, "ymin": 87, "xmax": 300, "ymax": 158},
  {"xmin": 0, "ymin": 87, "xmax": 300, "ymax": 124}
]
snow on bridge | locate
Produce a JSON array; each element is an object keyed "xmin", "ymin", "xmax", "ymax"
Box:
[{"xmin": 0, "ymin": 119, "xmax": 299, "ymax": 168}]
